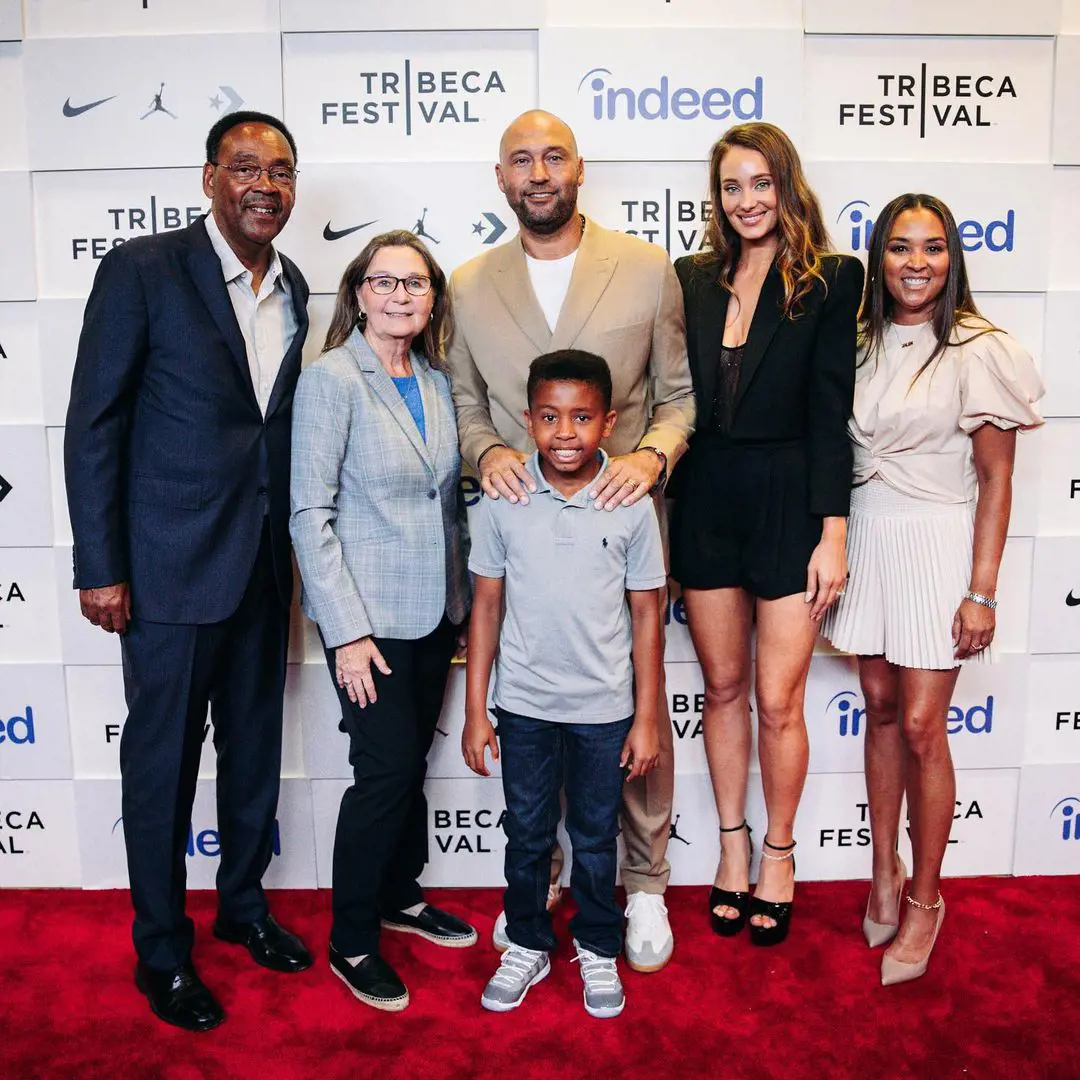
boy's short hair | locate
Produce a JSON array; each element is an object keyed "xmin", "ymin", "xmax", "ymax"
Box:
[{"xmin": 526, "ymin": 349, "xmax": 613, "ymax": 411}]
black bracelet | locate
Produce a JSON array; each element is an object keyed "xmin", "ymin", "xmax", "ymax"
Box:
[{"xmin": 477, "ymin": 442, "xmax": 507, "ymax": 469}]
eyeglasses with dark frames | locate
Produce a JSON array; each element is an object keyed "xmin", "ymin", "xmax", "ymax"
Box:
[
  {"xmin": 362, "ymin": 274, "xmax": 433, "ymax": 296},
  {"xmin": 211, "ymin": 161, "xmax": 299, "ymax": 187}
]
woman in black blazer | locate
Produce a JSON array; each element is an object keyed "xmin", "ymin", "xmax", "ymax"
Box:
[{"xmin": 671, "ymin": 123, "xmax": 863, "ymax": 946}]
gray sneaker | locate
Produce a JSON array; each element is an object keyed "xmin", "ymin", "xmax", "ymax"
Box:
[
  {"xmin": 572, "ymin": 940, "xmax": 625, "ymax": 1018},
  {"xmin": 480, "ymin": 944, "xmax": 550, "ymax": 1012}
]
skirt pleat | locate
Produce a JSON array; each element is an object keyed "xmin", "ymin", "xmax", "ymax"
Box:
[{"xmin": 823, "ymin": 479, "xmax": 991, "ymax": 670}]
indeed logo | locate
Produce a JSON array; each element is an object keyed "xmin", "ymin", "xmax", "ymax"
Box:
[
  {"xmin": 828, "ymin": 689, "xmax": 994, "ymax": 737},
  {"xmin": 0, "ymin": 706, "xmax": 35, "ymax": 745},
  {"xmin": 837, "ymin": 200, "xmax": 1015, "ymax": 254},
  {"xmin": 111, "ymin": 816, "xmax": 283, "ymax": 858},
  {"xmin": 579, "ymin": 68, "xmax": 763, "ymax": 122},
  {"xmin": 1051, "ymin": 797, "xmax": 1080, "ymax": 841}
]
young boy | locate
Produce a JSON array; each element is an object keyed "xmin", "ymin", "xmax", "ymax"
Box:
[{"xmin": 463, "ymin": 349, "xmax": 665, "ymax": 1019}]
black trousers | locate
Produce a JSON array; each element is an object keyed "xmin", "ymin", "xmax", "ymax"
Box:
[
  {"xmin": 119, "ymin": 523, "xmax": 288, "ymax": 971},
  {"xmin": 324, "ymin": 616, "xmax": 457, "ymax": 956}
]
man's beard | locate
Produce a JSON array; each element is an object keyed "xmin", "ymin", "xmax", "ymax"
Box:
[{"xmin": 508, "ymin": 187, "xmax": 578, "ymax": 235}]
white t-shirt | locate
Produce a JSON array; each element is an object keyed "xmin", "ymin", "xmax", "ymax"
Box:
[{"xmin": 525, "ymin": 249, "xmax": 578, "ymax": 333}]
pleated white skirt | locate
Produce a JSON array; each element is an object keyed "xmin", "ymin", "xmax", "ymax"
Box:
[{"xmin": 822, "ymin": 479, "xmax": 991, "ymax": 670}]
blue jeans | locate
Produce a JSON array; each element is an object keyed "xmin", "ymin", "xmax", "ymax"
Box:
[{"xmin": 496, "ymin": 707, "xmax": 632, "ymax": 958}]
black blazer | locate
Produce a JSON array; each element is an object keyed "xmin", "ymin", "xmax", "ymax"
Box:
[
  {"xmin": 65, "ymin": 216, "xmax": 310, "ymax": 624},
  {"xmin": 673, "ymin": 252, "xmax": 864, "ymax": 517}
]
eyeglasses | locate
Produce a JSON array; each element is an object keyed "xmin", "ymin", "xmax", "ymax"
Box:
[
  {"xmin": 362, "ymin": 274, "xmax": 433, "ymax": 296},
  {"xmin": 211, "ymin": 161, "xmax": 299, "ymax": 187}
]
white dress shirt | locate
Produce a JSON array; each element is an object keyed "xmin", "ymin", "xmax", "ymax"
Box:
[{"xmin": 204, "ymin": 212, "xmax": 297, "ymax": 417}]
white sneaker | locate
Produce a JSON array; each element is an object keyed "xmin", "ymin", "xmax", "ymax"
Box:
[
  {"xmin": 492, "ymin": 883, "xmax": 563, "ymax": 953},
  {"xmin": 572, "ymin": 939, "xmax": 625, "ymax": 1018},
  {"xmin": 624, "ymin": 891, "xmax": 673, "ymax": 972},
  {"xmin": 480, "ymin": 945, "xmax": 550, "ymax": 1012}
]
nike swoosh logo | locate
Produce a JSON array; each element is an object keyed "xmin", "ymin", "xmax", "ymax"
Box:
[
  {"xmin": 63, "ymin": 95, "xmax": 117, "ymax": 117},
  {"xmin": 1067, "ymin": 591, "xmax": 1080, "ymax": 607},
  {"xmin": 323, "ymin": 219, "xmax": 378, "ymax": 242}
]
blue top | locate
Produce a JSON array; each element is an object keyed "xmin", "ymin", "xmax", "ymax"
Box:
[{"xmin": 391, "ymin": 374, "xmax": 426, "ymax": 442}]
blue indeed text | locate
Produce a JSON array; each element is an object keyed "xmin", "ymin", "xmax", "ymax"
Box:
[{"xmin": 580, "ymin": 69, "xmax": 763, "ymax": 122}]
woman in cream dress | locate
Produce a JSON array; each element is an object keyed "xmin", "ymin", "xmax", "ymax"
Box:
[{"xmin": 823, "ymin": 194, "xmax": 1043, "ymax": 985}]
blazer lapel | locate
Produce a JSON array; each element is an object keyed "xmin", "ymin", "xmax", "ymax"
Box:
[
  {"xmin": 182, "ymin": 220, "xmax": 259, "ymax": 411},
  {"xmin": 551, "ymin": 219, "xmax": 616, "ymax": 349},
  {"xmin": 734, "ymin": 261, "xmax": 785, "ymax": 413},
  {"xmin": 348, "ymin": 332, "xmax": 436, "ymax": 477},
  {"xmin": 489, "ymin": 241, "xmax": 552, "ymax": 355},
  {"xmin": 266, "ymin": 256, "xmax": 310, "ymax": 418},
  {"xmin": 694, "ymin": 270, "xmax": 730, "ymax": 426}
]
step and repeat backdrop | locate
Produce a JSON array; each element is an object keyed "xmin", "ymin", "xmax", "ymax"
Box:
[{"xmin": 3, "ymin": 0, "xmax": 1080, "ymax": 892}]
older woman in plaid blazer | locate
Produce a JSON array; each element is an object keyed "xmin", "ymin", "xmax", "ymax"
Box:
[{"xmin": 291, "ymin": 231, "xmax": 474, "ymax": 1012}]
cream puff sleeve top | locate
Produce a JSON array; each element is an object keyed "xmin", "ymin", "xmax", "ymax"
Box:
[{"xmin": 849, "ymin": 317, "xmax": 1044, "ymax": 504}]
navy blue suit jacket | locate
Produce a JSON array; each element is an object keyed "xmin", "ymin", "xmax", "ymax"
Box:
[{"xmin": 65, "ymin": 216, "xmax": 310, "ymax": 624}]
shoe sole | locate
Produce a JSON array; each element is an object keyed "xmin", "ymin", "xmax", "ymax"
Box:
[
  {"xmin": 134, "ymin": 968, "xmax": 225, "ymax": 1033},
  {"xmin": 584, "ymin": 997, "xmax": 626, "ymax": 1019},
  {"xmin": 330, "ymin": 962, "xmax": 410, "ymax": 1012},
  {"xmin": 480, "ymin": 960, "xmax": 550, "ymax": 1012},
  {"xmin": 380, "ymin": 920, "xmax": 479, "ymax": 949},
  {"xmin": 624, "ymin": 946, "xmax": 673, "ymax": 973}
]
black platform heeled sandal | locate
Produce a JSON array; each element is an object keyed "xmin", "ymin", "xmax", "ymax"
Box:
[
  {"xmin": 709, "ymin": 820, "xmax": 753, "ymax": 938},
  {"xmin": 748, "ymin": 838, "xmax": 796, "ymax": 947}
]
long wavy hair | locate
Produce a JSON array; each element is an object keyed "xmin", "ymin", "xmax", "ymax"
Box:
[
  {"xmin": 322, "ymin": 230, "xmax": 453, "ymax": 368},
  {"xmin": 697, "ymin": 122, "xmax": 832, "ymax": 317},
  {"xmin": 860, "ymin": 193, "xmax": 995, "ymax": 384}
]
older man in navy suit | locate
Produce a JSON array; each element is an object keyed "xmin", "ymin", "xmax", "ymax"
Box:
[{"xmin": 65, "ymin": 112, "xmax": 312, "ymax": 1032}]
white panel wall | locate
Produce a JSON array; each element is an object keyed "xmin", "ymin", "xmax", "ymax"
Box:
[{"xmin": 0, "ymin": 0, "xmax": 1068, "ymax": 889}]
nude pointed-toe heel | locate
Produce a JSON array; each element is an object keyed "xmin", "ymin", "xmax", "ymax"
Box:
[
  {"xmin": 880, "ymin": 894, "xmax": 945, "ymax": 987},
  {"xmin": 862, "ymin": 856, "xmax": 908, "ymax": 948}
]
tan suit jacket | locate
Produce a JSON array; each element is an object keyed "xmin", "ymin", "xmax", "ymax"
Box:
[{"xmin": 446, "ymin": 218, "xmax": 696, "ymax": 473}]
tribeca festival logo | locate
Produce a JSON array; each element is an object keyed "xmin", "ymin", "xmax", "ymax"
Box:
[
  {"xmin": 0, "ymin": 578, "xmax": 27, "ymax": 631},
  {"xmin": 0, "ymin": 809, "xmax": 45, "ymax": 855},
  {"xmin": 1050, "ymin": 797, "xmax": 1080, "ymax": 841},
  {"xmin": 70, "ymin": 197, "xmax": 206, "ymax": 261},
  {"xmin": 836, "ymin": 200, "xmax": 1015, "ymax": 255},
  {"xmin": 321, "ymin": 64, "xmax": 508, "ymax": 135},
  {"xmin": 591, "ymin": 190, "xmax": 713, "ymax": 256},
  {"xmin": 838, "ymin": 65, "xmax": 1019, "ymax": 136},
  {"xmin": 579, "ymin": 68, "xmax": 763, "ymax": 123},
  {"xmin": 826, "ymin": 689, "xmax": 994, "ymax": 738},
  {"xmin": 111, "ymin": 815, "xmax": 284, "ymax": 859},
  {"xmin": 432, "ymin": 807, "xmax": 506, "ymax": 854}
]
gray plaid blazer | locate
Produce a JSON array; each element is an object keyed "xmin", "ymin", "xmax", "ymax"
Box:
[{"xmin": 290, "ymin": 327, "xmax": 470, "ymax": 647}]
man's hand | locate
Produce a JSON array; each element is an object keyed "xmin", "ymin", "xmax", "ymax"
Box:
[
  {"xmin": 480, "ymin": 445, "xmax": 536, "ymax": 505},
  {"xmin": 462, "ymin": 709, "xmax": 500, "ymax": 776},
  {"xmin": 589, "ymin": 449, "xmax": 662, "ymax": 511},
  {"xmin": 620, "ymin": 716, "xmax": 660, "ymax": 781},
  {"xmin": 79, "ymin": 583, "xmax": 132, "ymax": 634},
  {"xmin": 336, "ymin": 637, "xmax": 392, "ymax": 708}
]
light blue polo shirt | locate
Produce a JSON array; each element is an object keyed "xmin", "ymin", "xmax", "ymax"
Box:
[{"xmin": 468, "ymin": 450, "xmax": 666, "ymax": 723}]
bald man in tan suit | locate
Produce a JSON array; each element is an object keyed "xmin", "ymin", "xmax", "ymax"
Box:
[{"xmin": 447, "ymin": 110, "xmax": 695, "ymax": 973}]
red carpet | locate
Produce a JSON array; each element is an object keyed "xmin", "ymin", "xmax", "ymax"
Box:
[{"xmin": 3, "ymin": 879, "xmax": 1079, "ymax": 1080}]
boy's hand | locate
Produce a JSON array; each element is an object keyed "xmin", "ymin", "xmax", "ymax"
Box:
[
  {"xmin": 620, "ymin": 717, "xmax": 659, "ymax": 781},
  {"xmin": 462, "ymin": 711, "xmax": 500, "ymax": 777}
]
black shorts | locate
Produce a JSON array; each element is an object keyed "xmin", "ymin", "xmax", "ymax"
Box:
[{"xmin": 669, "ymin": 433, "xmax": 824, "ymax": 600}]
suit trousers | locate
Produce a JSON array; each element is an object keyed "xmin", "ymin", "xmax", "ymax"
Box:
[
  {"xmin": 325, "ymin": 616, "xmax": 457, "ymax": 957},
  {"xmin": 119, "ymin": 521, "xmax": 288, "ymax": 971}
]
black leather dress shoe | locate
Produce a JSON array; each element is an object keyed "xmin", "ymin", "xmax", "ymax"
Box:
[
  {"xmin": 134, "ymin": 961, "xmax": 225, "ymax": 1032},
  {"xmin": 328, "ymin": 945, "xmax": 409, "ymax": 1012},
  {"xmin": 213, "ymin": 913, "xmax": 313, "ymax": 973},
  {"xmin": 381, "ymin": 904, "xmax": 478, "ymax": 948}
]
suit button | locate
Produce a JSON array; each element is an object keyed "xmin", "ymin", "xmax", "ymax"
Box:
[
  {"xmin": 257, "ymin": 487, "xmax": 268, "ymax": 496},
  {"xmin": 428, "ymin": 489, "xmax": 437, "ymax": 499}
]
